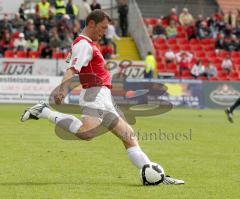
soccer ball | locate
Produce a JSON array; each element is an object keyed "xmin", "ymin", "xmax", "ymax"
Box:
[{"xmin": 140, "ymin": 162, "xmax": 165, "ymax": 185}]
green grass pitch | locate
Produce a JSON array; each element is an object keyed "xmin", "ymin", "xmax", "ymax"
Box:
[{"xmin": 0, "ymin": 104, "xmax": 239, "ymax": 199}]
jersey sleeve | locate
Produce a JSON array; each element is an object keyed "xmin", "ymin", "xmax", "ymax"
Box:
[{"xmin": 68, "ymin": 40, "xmax": 93, "ymax": 72}]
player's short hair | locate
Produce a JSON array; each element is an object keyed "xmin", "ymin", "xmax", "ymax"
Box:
[{"xmin": 86, "ymin": 9, "xmax": 111, "ymax": 25}]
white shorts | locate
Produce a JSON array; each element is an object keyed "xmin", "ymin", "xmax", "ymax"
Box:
[{"xmin": 79, "ymin": 86, "xmax": 121, "ymax": 123}]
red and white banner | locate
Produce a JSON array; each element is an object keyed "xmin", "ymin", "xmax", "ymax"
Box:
[
  {"xmin": 0, "ymin": 58, "xmax": 66, "ymax": 76},
  {"xmin": 0, "ymin": 58, "xmax": 145, "ymax": 78}
]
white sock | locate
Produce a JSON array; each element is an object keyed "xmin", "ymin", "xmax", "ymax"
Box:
[
  {"xmin": 39, "ymin": 107, "xmax": 82, "ymax": 134},
  {"xmin": 127, "ymin": 146, "xmax": 151, "ymax": 169}
]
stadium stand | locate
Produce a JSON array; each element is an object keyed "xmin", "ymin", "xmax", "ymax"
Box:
[
  {"xmin": 0, "ymin": 0, "xmax": 118, "ymax": 60},
  {"xmin": 136, "ymin": 0, "xmax": 218, "ymax": 18},
  {"xmin": 142, "ymin": 1, "xmax": 240, "ymax": 81}
]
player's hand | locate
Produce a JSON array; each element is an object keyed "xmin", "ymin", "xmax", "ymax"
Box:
[{"xmin": 54, "ymin": 92, "xmax": 65, "ymax": 105}]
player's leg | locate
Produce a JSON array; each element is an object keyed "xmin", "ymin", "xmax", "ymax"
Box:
[
  {"xmin": 225, "ymin": 97, "xmax": 240, "ymax": 123},
  {"xmin": 110, "ymin": 117, "xmax": 184, "ymax": 185},
  {"xmin": 20, "ymin": 102, "xmax": 102, "ymax": 141},
  {"xmin": 110, "ymin": 116, "xmax": 151, "ymax": 169},
  {"xmin": 229, "ymin": 97, "xmax": 240, "ymax": 113}
]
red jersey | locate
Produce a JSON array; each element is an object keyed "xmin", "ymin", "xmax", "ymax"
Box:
[{"xmin": 68, "ymin": 35, "xmax": 112, "ymax": 89}]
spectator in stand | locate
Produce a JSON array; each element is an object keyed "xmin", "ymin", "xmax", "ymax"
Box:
[
  {"xmin": 0, "ymin": 14, "xmax": 13, "ymax": 34},
  {"xmin": 221, "ymin": 55, "xmax": 233, "ymax": 74},
  {"xmin": 19, "ymin": 3, "xmax": 26, "ymax": 21},
  {"xmin": 166, "ymin": 20, "xmax": 177, "ymax": 38},
  {"xmin": 176, "ymin": 51, "xmax": 193, "ymax": 75},
  {"xmin": 118, "ymin": 0, "xmax": 129, "ymax": 37},
  {"xmin": 66, "ymin": 0, "xmax": 78, "ymax": 20},
  {"xmin": 36, "ymin": 0, "xmax": 51, "ymax": 21},
  {"xmin": 40, "ymin": 43, "xmax": 53, "ymax": 58},
  {"xmin": 27, "ymin": 35, "xmax": 39, "ymax": 51},
  {"xmin": 37, "ymin": 24, "xmax": 50, "ymax": 44},
  {"xmin": 224, "ymin": 10, "xmax": 236, "ymax": 28},
  {"xmin": 164, "ymin": 48, "xmax": 175, "ymax": 64},
  {"xmin": 152, "ymin": 19, "xmax": 166, "ymax": 39},
  {"xmin": 144, "ymin": 51, "xmax": 156, "ymax": 78},
  {"xmin": 215, "ymin": 33, "xmax": 226, "ymax": 52},
  {"xmin": 186, "ymin": 21, "xmax": 196, "ymax": 40},
  {"xmin": 224, "ymin": 24, "xmax": 233, "ymax": 38},
  {"xmin": 14, "ymin": 33, "xmax": 28, "ymax": 51},
  {"xmin": 235, "ymin": 23, "xmax": 240, "ymax": 38},
  {"xmin": 227, "ymin": 34, "xmax": 240, "ymax": 51},
  {"xmin": 105, "ymin": 21, "xmax": 121, "ymax": 55},
  {"xmin": 101, "ymin": 41, "xmax": 114, "ymax": 59},
  {"xmin": 54, "ymin": 0, "xmax": 66, "ymax": 21},
  {"xmin": 57, "ymin": 14, "xmax": 72, "ymax": 40},
  {"xmin": 195, "ymin": 15, "xmax": 204, "ymax": 29},
  {"xmin": 207, "ymin": 17, "xmax": 218, "ymax": 39},
  {"xmin": 223, "ymin": 36, "xmax": 232, "ymax": 51},
  {"xmin": 72, "ymin": 19, "xmax": 81, "ymax": 39},
  {"xmin": 77, "ymin": 0, "xmax": 91, "ymax": 29},
  {"xmin": 190, "ymin": 59, "xmax": 205, "ymax": 79},
  {"xmin": 24, "ymin": 22, "xmax": 37, "ymax": 40},
  {"xmin": 236, "ymin": 9, "xmax": 240, "ymax": 27},
  {"xmin": 204, "ymin": 62, "xmax": 218, "ymax": 79},
  {"xmin": 90, "ymin": 0, "xmax": 101, "ymax": 11},
  {"xmin": 166, "ymin": 8, "xmax": 179, "ymax": 25},
  {"xmin": 0, "ymin": 32, "xmax": 14, "ymax": 56},
  {"xmin": 49, "ymin": 29, "xmax": 61, "ymax": 51},
  {"xmin": 60, "ymin": 32, "xmax": 73, "ymax": 52},
  {"xmin": 197, "ymin": 21, "xmax": 211, "ymax": 39},
  {"xmin": 12, "ymin": 13, "xmax": 25, "ymax": 33},
  {"xmin": 179, "ymin": 8, "xmax": 194, "ymax": 26}
]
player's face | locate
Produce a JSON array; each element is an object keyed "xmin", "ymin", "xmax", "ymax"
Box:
[{"xmin": 92, "ymin": 18, "xmax": 109, "ymax": 41}]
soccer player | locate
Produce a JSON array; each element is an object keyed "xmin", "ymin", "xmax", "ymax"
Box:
[
  {"xmin": 225, "ymin": 97, "xmax": 240, "ymax": 123},
  {"xmin": 21, "ymin": 10, "xmax": 184, "ymax": 185}
]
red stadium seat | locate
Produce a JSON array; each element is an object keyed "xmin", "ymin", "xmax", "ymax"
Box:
[
  {"xmin": 191, "ymin": 45, "xmax": 203, "ymax": 52},
  {"xmin": 218, "ymin": 72, "xmax": 228, "ymax": 80},
  {"xmin": 11, "ymin": 32, "xmax": 19, "ymax": 40},
  {"xmin": 189, "ymin": 39, "xmax": 200, "ymax": 45},
  {"xmin": 156, "ymin": 43, "xmax": 168, "ymax": 49},
  {"xmin": 52, "ymin": 52, "xmax": 64, "ymax": 59},
  {"xmin": 16, "ymin": 51, "xmax": 27, "ymax": 58},
  {"xmin": 28, "ymin": 51, "xmax": 39, "ymax": 58},
  {"xmin": 146, "ymin": 18, "xmax": 158, "ymax": 26},
  {"xmin": 201, "ymin": 38, "xmax": 213, "ymax": 45},
  {"xmin": 167, "ymin": 63, "xmax": 177, "ymax": 70},
  {"xmin": 171, "ymin": 45, "xmax": 180, "ymax": 53},
  {"xmin": 198, "ymin": 76, "xmax": 207, "ymax": 80},
  {"xmin": 157, "ymin": 62, "xmax": 165, "ymax": 71},
  {"xmin": 232, "ymin": 58, "xmax": 240, "ymax": 65},
  {"xmin": 177, "ymin": 26, "xmax": 184, "ymax": 33},
  {"xmin": 202, "ymin": 45, "xmax": 214, "ymax": 52},
  {"xmin": 180, "ymin": 44, "xmax": 191, "ymax": 51},
  {"xmin": 155, "ymin": 38, "xmax": 166, "ymax": 45},
  {"xmin": 209, "ymin": 77, "xmax": 218, "ymax": 81},
  {"xmin": 4, "ymin": 50, "xmax": 14, "ymax": 58},
  {"xmin": 181, "ymin": 70, "xmax": 191, "ymax": 77},
  {"xmin": 231, "ymin": 51, "xmax": 240, "ymax": 59},
  {"xmin": 229, "ymin": 71, "xmax": 239, "ymax": 79},
  {"xmin": 178, "ymin": 38, "xmax": 188, "ymax": 45},
  {"xmin": 167, "ymin": 38, "xmax": 177, "ymax": 45},
  {"xmin": 177, "ymin": 32, "xmax": 186, "ymax": 39},
  {"xmin": 207, "ymin": 51, "xmax": 217, "ymax": 59},
  {"xmin": 219, "ymin": 50, "xmax": 229, "ymax": 59},
  {"xmin": 195, "ymin": 51, "xmax": 205, "ymax": 59}
]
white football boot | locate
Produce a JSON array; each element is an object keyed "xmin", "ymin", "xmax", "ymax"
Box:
[{"xmin": 20, "ymin": 101, "xmax": 49, "ymax": 122}]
